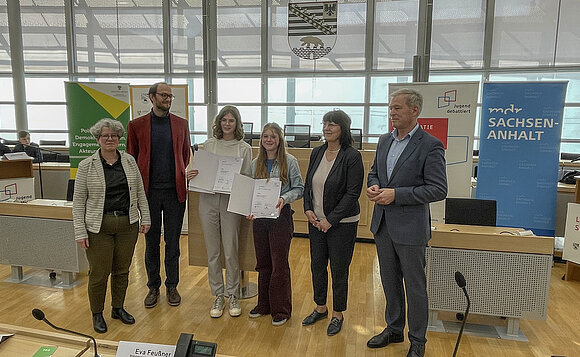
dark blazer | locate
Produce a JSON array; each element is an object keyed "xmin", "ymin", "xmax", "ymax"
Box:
[
  {"xmin": 13, "ymin": 142, "xmax": 43, "ymax": 163},
  {"xmin": 0, "ymin": 143, "xmax": 10, "ymax": 156},
  {"xmin": 126, "ymin": 112, "xmax": 191, "ymax": 203},
  {"xmin": 368, "ymin": 126, "xmax": 447, "ymax": 245},
  {"xmin": 304, "ymin": 143, "xmax": 364, "ymax": 226}
]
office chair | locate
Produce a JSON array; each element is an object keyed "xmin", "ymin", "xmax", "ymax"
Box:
[
  {"xmin": 350, "ymin": 128, "xmax": 362, "ymax": 150},
  {"xmin": 39, "ymin": 140, "xmax": 66, "ymax": 146},
  {"xmin": 284, "ymin": 124, "xmax": 311, "ymax": 148},
  {"xmin": 242, "ymin": 122, "xmax": 254, "ymax": 146}
]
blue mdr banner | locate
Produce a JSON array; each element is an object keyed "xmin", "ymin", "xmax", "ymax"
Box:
[{"xmin": 477, "ymin": 82, "xmax": 567, "ymax": 236}]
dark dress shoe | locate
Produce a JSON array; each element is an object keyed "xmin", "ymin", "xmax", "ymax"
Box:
[
  {"xmin": 301, "ymin": 309, "xmax": 328, "ymax": 326},
  {"xmin": 407, "ymin": 343, "xmax": 425, "ymax": 357},
  {"xmin": 326, "ymin": 317, "xmax": 343, "ymax": 336},
  {"xmin": 167, "ymin": 287, "xmax": 181, "ymax": 306},
  {"xmin": 144, "ymin": 288, "xmax": 159, "ymax": 308},
  {"xmin": 92, "ymin": 312, "xmax": 107, "ymax": 333},
  {"xmin": 111, "ymin": 307, "xmax": 135, "ymax": 325},
  {"xmin": 367, "ymin": 328, "xmax": 404, "ymax": 348}
]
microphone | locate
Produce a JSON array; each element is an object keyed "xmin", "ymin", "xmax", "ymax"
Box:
[
  {"xmin": 452, "ymin": 272, "xmax": 470, "ymax": 357},
  {"xmin": 32, "ymin": 308, "xmax": 100, "ymax": 357}
]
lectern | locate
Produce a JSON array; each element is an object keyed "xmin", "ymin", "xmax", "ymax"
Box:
[{"xmin": 0, "ymin": 159, "xmax": 33, "ymax": 180}]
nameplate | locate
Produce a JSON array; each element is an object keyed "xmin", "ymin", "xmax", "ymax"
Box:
[{"xmin": 116, "ymin": 341, "xmax": 176, "ymax": 357}]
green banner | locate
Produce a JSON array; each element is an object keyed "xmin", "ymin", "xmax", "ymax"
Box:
[{"xmin": 65, "ymin": 82, "xmax": 130, "ymax": 179}]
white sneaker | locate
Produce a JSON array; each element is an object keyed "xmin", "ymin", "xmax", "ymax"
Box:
[
  {"xmin": 210, "ymin": 295, "xmax": 225, "ymax": 318},
  {"xmin": 229, "ymin": 296, "xmax": 242, "ymax": 317}
]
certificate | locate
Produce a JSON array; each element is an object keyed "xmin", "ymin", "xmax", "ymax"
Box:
[
  {"xmin": 213, "ymin": 156, "xmax": 243, "ymax": 193},
  {"xmin": 227, "ymin": 174, "xmax": 282, "ymax": 219},
  {"xmin": 188, "ymin": 150, "xmax": 243, "ymax": 194}
]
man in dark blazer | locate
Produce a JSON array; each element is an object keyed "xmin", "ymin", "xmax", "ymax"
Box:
[
  {"xmin": 13, "ymin": 130, "xmax": 43, "ymax": 163},
  {"xmin": 127, "ymin": 82, "xmax": 192, "ymax": 309},
  {"xmin": 366, "ymin": 88, "xmax": 447, "ymax": 357}
]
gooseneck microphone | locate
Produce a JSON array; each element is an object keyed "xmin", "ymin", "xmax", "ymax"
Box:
[
  {"xmin": 32, "ymin": 308, "xmax": 100, "ymax": 357},
  {"xmin": 452, "ymin": 271, "xmax": 470, "ymax": 357}
]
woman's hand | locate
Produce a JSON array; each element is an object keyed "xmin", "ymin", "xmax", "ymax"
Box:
[
  {"xmin": 186, "ymin": 169, "xmax": 199, "ymax": 181},
  {"xmin": 305, "ymin": 210, "xmax": 318, "ymax": 225},
  {"xmin": 76, "ymin": 238, "xmax": 89, "ymax": 250},
  {"xmin": 276, "ymin": 197, "xmax": 285, "ymax": 216},
  {"xmin": 140, "ymin": 224, "xmax": 151, "ymax": 234},
  {"xmin": 246, "ymin": 214, "xmax": 256, "ymax": 221},
  {"xmin": 316, "ymin": 218, "xmax": 332, "ymax": 233}
]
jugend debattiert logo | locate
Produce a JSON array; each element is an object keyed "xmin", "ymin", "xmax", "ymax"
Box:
[{"xmin": 437, "ymin": 89, "xmax": 471, "ymax": 114}]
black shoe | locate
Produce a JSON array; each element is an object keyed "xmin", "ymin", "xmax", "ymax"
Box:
[
  {"xmin": 144, "ymin": 288, "xmax": 159, "ymax": 308},
  {"xmin": 301, "ymin": 309, "xmax": 328, "ymax": 326},
  {"xmin": 407, "ymin": 343, "xmax": 425, "ymax": 357},
  {"xmin": 327, "ymin": 317, "xmax": 343, "ymax": 336},
  {"xmin": 111, "ymin": 307, "xmax": 135, "ymax": 325},
  {"xmin": 92, "ymin": 312, "xmax": 107, "ymax": 333},
  {"xmin": 167, "ymin": 287, "xmax": 181, "ymax": 306},
  {"xmin": 367, "ymin": 328, "xmax": 404, "ymax": 348}
]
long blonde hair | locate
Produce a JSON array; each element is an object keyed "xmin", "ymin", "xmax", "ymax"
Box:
[{"xmin": 254, "ymin": 123, "xmax": 289, "ymax": 184}]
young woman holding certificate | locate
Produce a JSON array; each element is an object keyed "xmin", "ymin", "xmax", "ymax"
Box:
[
  {"xmin": 247, "ymin": 123, "xmax": 304, "ymax": 326},
  {"xmin": 302, "ymin": 110, "xmax": 364, "ymax": 336},
  {"xmin": 193, "ymin": 105, "xmax": 252, "ymax": 319}
]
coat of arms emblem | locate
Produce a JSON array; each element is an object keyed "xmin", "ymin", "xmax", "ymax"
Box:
[{"xmin": 288, "ymin": 1, "xmax": 338, "ymax": 60}]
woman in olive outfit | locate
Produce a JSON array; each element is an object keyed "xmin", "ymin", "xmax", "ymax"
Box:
[{"xmin": 73, "ymin": 118, "xmax": 151, "ymax": 333}]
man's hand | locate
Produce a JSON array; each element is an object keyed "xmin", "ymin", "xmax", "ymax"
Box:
[
  {"xmin": 366, "ymin": 185, "xmax": 381, "ymax": 199},
  {"xmin": 369, "ymin": 187, "xmax": 395, "ymax": 205}
]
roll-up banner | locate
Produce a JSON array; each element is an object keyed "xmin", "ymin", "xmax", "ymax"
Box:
[
  {"xmin": 389, "ymin": 82, "xmax": 479, "ymax": 223},
  {"xmin": 65, "ymin": 82, "xmax": 131, "ymax": 179},
  {"xmin": 477, "ymin": 82, "xmax": 567, "ymax": 236}
]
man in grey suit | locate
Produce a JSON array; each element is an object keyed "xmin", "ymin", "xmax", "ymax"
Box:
[{"xmin": 366, "ymin": 88, "xmax": 447, "ymax": 357}]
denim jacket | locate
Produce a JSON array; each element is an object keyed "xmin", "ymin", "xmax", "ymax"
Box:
[{"xmin": 251, "ymin": 153, "xmax": 304, "ymax": 205}]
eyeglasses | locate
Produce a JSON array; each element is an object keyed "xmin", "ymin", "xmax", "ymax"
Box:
[
  {"xmin": 322, "ymin": 122, "xmax": 339, "ymax": 129},
  {"xmin": 156, "ymin": 93, "xmax": 175, "ymax": 100},
  {"xmin": 100, "ymin": 134, "xmax": 119, "ymax": 140}
]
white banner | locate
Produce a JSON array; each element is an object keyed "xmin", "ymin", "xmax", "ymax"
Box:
[
  {"xmin": 129, "ymin": 84, "xmax": 189, "ymax": 120},
  {"xmin": 564, "ymin": 202, "xmax": 580, "ymax": 265},
  {"xmin": 389, "ymin": 82, "xmax": 479, "ymax": 223}
]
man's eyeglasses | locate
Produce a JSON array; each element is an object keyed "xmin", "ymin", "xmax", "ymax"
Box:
[
  {"xmin": 156, "ymin": 93, "xmax": 175, "ymax": 100},
  {"xmin": 101, "ymin": 134, "xmax": 119, "ymax": 140}
]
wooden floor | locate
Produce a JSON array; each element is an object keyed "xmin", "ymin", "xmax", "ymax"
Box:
[{"xmin": 1, "ymin": 236, "xmax": 579, "ymax": 356}]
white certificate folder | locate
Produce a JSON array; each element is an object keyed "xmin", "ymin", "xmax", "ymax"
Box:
[
  {"xmin": 188, "ymin": 150, "xmax": 243, "ymax": 194},
  {"xmin": 227, "ymin": 174, "xmax": 281, "ymax": 219}
]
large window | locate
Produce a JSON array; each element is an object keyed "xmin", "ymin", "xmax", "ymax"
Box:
[
  {"xmin": 1, "ymin": 1, "xmax": 580, "ymax": 152},
  {"xmin": 73, "ymin": 1, "xmax": 165, "ymax": 74}
]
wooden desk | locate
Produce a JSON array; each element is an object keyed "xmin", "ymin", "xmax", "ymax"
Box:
[
  {"xmin": 0, "ymin": 159, "xmax": 33, "ymax": 179},
  {"xmin": 0, "ymin": 323, "xmax": 233, "ymax": 357},
  {"xmin": 0, "ymin": 199, "xmax": 87, "ymax": 286},
  {"xmin": 427, "ymin": 224, "xmax": 553, "ymax": 338},
  {"xmin": 0, "ymin": 323, "xmax": 118, "ymax": 356}
]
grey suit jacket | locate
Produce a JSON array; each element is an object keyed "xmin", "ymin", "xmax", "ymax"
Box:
[{"xmin": 368, "ymin": 126, "xmax": 447, "ymax": 245}]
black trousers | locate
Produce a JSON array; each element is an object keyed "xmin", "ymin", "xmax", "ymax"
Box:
[
  {"xmin": 145, "ymin": 188, "xmax": 186, "ymax": 290},
  {"xmin": 308, "ymin": 221, "xmax": 358, "ymax": 312}
]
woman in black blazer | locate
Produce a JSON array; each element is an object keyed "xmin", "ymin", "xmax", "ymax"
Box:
[{"xmin": 302, "ymin": 110, "xmax": 364, "ymax": 336}]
